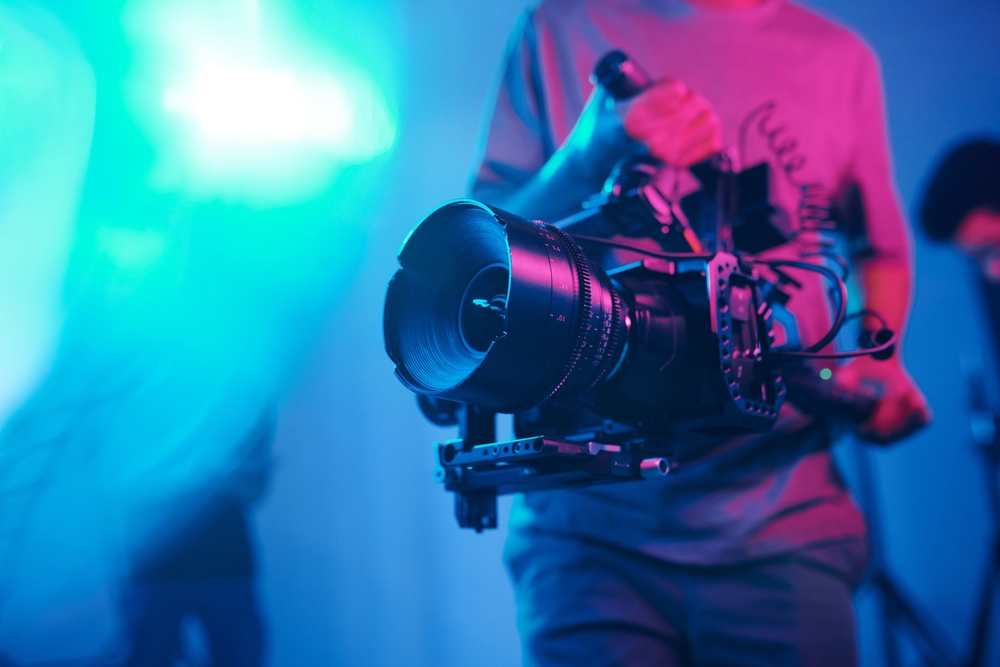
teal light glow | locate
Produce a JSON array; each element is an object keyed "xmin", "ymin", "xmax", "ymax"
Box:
[
  {"xmin": 0, "ymin": 3, "xmax": 94, "ymax": 429},
  {"xmin": 95, "ymin": 227, "xmax": 166, "ymax": 270},
  {"xmin": 0, "ymin": 1, "xmax": 400, "ymax": 658},
  {"xmin": 820, "ymin": 367, "xmax": 833, "ymax": 381}
]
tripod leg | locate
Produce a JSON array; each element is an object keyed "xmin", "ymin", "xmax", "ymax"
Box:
[
  {"xmin": 879, "ymin": 570, "xmax": 962, "ymax": 667},
  {"xmin": 969, "ymin": 540, "xmax": 998, "ymax": 667},
  {"xmin": 856, "ymin": 450, "xmax": 903, "ymax": 667},
  {"xmin": 969, "ymin": 441, "xmax": 1000, "ymax": 667},
  {"xmin": 877, "ymin": 573, "xmax": 903, "ymax": 667},
  {"xmin": 856, "ymin": 446, "xmax": 961, "ymax": 667}
]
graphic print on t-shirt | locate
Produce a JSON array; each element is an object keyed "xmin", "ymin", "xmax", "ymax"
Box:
[{"xmin": 737, "ymin": 100, "xmax": 834, "ymax": 246}]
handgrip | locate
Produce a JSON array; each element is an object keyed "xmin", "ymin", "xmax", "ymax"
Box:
[
  {"xmin": 783, "ymin": 368, "xmax": 928, "ymax": 445},
  {"xmin": 782, "ymin": 368, "xmax": 878, "ymax": 424},
  {"xmin": 592, "ymin": 49, "xmax": 652, "ymax": 101}
]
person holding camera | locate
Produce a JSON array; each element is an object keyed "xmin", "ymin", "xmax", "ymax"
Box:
[{"xmin": 469, "ymin": 0, "xmax": 929, "ymax": 664}]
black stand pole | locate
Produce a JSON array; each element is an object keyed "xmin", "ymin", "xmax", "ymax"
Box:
[
  {"xmin": 967, "ymin": 413, "xmax": 1000, "ymax": 667},
  {"xmin": 854, "ymin": 444, "xmax": 962, "ymax": 667}
]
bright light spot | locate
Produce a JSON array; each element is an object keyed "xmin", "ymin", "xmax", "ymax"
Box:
[
  {"xmin": 163, "ymin": 67, "xmax": 354, "ymax": 146},
  {"xmin": 124, "ymin": 0, "xmax": 397, "ymax": 207},
  {"xmin": 819, "ymin": 367, "xmax": 833, "ymax": 381}
]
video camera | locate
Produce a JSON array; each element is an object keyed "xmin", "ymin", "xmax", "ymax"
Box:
[{"xmin": 383, "ymin": 51, "xmax": 895, "ymax": 531}]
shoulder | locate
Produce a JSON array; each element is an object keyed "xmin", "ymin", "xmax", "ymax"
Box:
[
  {"xmin": 505, "ymin": 0, "xmax": 579, "ymax": 50},
  {"xmin": 531, "ymin": 0, "xmax": 590, "ymax": 20},
  {"xmin": 776, "ymin": 1, "xmax": 878, "ymax": 66},
  {"xmin": 526, "ymin": 0, "xmax": 616, "ymax": 36}
]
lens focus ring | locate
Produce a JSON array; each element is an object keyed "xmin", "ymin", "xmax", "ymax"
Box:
[{"xmin": 534, "ymin": 225, "xmax": 625, "ymax": 405}]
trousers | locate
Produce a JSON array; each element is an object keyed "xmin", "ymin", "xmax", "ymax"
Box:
[
  {"xmin": 505, "ymin": 532, "xmax": 857, "ymax": 667},
  {"xmin": 122, "ymin": 578, "xmax": 264, "ymax": 667}
]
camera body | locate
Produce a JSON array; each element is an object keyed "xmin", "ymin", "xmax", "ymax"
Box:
[
  {"xmin": 384, "ymin": 155, "xmax": 810, "ymax": 530},
  {"xmin": 382, "ymin": 50, "xmax": 883, "ymax": 530},
  {"xmin": 513, "ymin": 248, "xmax": 782, "ymax": 442}
]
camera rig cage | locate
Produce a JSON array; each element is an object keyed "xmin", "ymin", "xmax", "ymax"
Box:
[{"xmin": 383, "ymin": 51, "xmax": 894, "ymax": 531}]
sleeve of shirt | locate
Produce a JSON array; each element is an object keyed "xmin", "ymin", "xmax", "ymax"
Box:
[
  {"xmin": 847, "ymin": 45, "xmax": 913, "ymax": 265},
  {"xmin": 468, "ymin": 11, "xmax": 555, "ymax": 201}
]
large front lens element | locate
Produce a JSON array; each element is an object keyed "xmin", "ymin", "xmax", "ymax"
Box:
[
  {"xmin": 384, "ymin": 200, "xmax": 626, "ymax": 413},
  {"xmin": 459, "ymin": 264, "xmax": 509, "ymax": 353}
]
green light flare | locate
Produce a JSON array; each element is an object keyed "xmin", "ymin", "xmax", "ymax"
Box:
[
  {"xmin": 820, "ymin": 367, "xmax": 833, "ymax": 381},
  {"xmin": 122, "ymin": 0, "xmax": 397, "ymax": 207}
]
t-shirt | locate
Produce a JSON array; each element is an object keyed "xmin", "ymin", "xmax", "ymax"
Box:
[{"xmin": 469, "ymin": 0, "xmax": 912, "ymax": 579}]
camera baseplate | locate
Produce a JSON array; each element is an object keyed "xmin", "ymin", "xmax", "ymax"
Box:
[{"xmin": 435, "ymin": 435, "xmax": 670, "ymax": 531}]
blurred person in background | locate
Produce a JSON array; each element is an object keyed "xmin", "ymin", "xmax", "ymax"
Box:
[
  {"xmin": 0, "ymin": 1, "xmax": 277, "ymax": 658},
  {"xmin": 920, "ymin": 138, "xmax": 1000, "ymax": 283},
  {"xmin": 123, "ymin": 411, "xmax": 274, "ymax": 667},
  {"xmin": 470, "ymin": 0, "xmax": 928, "ymax": 664},
  {"xmin": 918, "ymin": 138, "xmax": 1000, "ymax": 667},
  {"xmin": 0, "ymin": 0, "xmax": 386, "ymax": 662}
]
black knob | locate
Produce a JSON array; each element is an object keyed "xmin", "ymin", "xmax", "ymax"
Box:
[{"xmin": 592, "ymin": 49, "xmax": 652, "ymax": 101}]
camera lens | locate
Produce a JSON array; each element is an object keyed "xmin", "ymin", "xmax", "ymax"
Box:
[
  {"xmin": 458, "ymin": 264, "xmax": 509, "ymax": 354},
  {"xmin": 384, "ymin": 200, "xmax": 627, "ymax": 413}
]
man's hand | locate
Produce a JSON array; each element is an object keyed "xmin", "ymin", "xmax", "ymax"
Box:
[
  {"xmin": 489, "ymin": 77, "xmax": 721, "ymax": 221},
  {"xmin": 835, "ymin": 355, "xmax": 931, "ymax": 444},
  {"xmin": 624, "ymin": 79, "xmax": 722, "ymax": 168}
]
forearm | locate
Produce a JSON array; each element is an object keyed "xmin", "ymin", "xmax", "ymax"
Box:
[
  {"xmin": 859, "ymin": 258, "xmax": 913, "ymax": 357},
  {"xmin": 485, "ymin": 147, "xmax": 608, "ymax": 222},
  {"xmin": 482, "ymin": 86, "xmax": 643, "ymax": 222}
]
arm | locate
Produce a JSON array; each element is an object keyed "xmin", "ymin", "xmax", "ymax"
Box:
[
  {"xmin": 487, "ymin": 79, "xmax": 722, "ymax": 222},
  {"xmin": 835, "ymin": 50, "xmax": 930, "ymax": 442},
  {"xmin": 840, "ymin": 262, "xmax": 930, "ymax": 443},
  {"xmin": 470, "ymin": 16, "xmax": 720, "ymax": 221},
  {"xmin": 482, "ymin": 86, "xmax": 638, "ymax": 222}
]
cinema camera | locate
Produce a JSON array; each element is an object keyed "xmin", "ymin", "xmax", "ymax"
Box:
[{"xmin": 383, "ymin": 51, "xmax": 895, "ymax": 530}]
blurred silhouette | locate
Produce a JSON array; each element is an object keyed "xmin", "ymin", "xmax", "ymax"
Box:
[
  {"xmin": 916, "ymin": 137, "xmax": 1000, "ymax": 667},
  {"xmin": 0, "ymin": 0, "xmax": 384, "ymax": 661},
  {"xmin": 123, "ymin": 411, "xmax": 274, "ymax": 667}
]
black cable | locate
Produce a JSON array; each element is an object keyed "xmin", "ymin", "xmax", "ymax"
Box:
[
  {"xmin": 568, "ymin": 234, "xmax": 713, "ymax": 260},
  {"xmin": 569, "ymin": 235, "xmax": 893, "ymax": 361},
  {"xmin": 767, "ymin": 309, "xmax": 897, "ymax": 360},
  {"xmin": 766, "ymin": 331, "xmax": 897, "ymax": 360},
  {"xmin": 801, "ymin": 250, "xmax": 850, "ymax": 280},
  {"xmin": 753, "ymin": 259, "xmax": 847, "ymax": 353}
]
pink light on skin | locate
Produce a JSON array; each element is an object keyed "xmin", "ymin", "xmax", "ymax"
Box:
[
  {"xmin": 685, "ymin": 0, "xmax": 768, "ymax": 9},
  {"xmin": 955, "ymin": 208, "xmax": 1000, "ymax": 281}
]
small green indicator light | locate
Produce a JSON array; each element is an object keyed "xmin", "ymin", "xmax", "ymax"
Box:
[{"xmin": 819, "ymin": 368, "xmax": 833, "ymax": 381}]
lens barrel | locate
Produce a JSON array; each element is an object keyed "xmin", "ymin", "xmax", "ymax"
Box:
[{"xmin": 384, "ymin": 200, "xmax": 627, "ymax": 413}]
